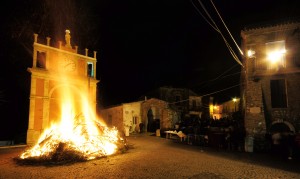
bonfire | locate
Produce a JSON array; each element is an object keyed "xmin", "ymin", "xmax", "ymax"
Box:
[
  {"xmin": 17, "ymin": 116, "xmax": 126, "ymax": 165},
  {"xmin": 16, "ymin": 112, "xmax": 127, "ymax": 165},
  {"xmin": 16, "ymin": 80, "xmax": 127, "ymax": 165}
]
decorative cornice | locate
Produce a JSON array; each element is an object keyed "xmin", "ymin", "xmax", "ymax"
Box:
[{"xmin": 243, "ymin": 19, "xmax": 300, "ymax": 34}]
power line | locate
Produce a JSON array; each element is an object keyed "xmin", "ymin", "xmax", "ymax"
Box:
[
  {"xmin": 190, "ymin": 0, "xmax": 243, "ymax": 67},
  {"xmin": 201, "ymin": 83, "xmax": 240, "ymax": 97},
  {"xmin": 168, "ymin": 83, "xmax": 241, "ymax": 105},
  {"xmin": 190, "ymin": 0, "xmax": 220, "ymax": 33},
  {"xmin": 210, "ymin": 0, "xmax": 244, "ymax": 56},
  {"xmin": 191, "ymin": 64, "xmax": 240, "ymax": 90}
]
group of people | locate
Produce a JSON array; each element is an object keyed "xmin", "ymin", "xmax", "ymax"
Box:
[{"xmin": 174, "ymin": 117, "xmax": 245, "ymax": 149}]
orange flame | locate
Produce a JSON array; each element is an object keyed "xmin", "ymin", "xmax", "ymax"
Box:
[{"xmin": 20, "ymin": 76, "xmax": 124, "ymax": 161}]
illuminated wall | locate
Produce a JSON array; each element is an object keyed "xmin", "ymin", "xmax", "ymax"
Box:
[
  {"xmin": 241, "ymin": 22, "xmax": 300, "ymax": 136},
  {"xmin": 27, "ymin": 31, "xmax": 99, "ymax": 145}
]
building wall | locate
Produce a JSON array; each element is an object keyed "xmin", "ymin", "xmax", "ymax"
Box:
[
  {"xmin": 158, "ymin": 87, "xmax": 189, "ymax": 117},
  {"xmin": 100, "ymin": 98, "xmax": 179, "ymax": 135},
  {"xmin": 244, "ymin": 80, "xmax": 265, "ymax": 135},
  {"xmin": 189, "ymin": 96, "xmax": 202, "ymax": 117},
  {"xmin": 219, "ymin": 98, "xmax": 240, "ymax": 118},
  {"xmin": 145, "ymin": 87, "xmax": 202, "ymax": 120},
  {"xmin": 261, "ymin": 75, "xmax": 300, "ymax": 131},
  {"xmin": 123, "ymin": 102, "xmax": 142, "ymax": 133},
  {"xmin": 141, "ymin": 98, "xmax": 178, "ymax": 131},
  {"xmin": 27, "ymin": 31, "xmax": 98, "ymax": 145},
  {"xmin": 100, "ymin": 105, "xmax": 123, "ymax": 134},
  {"xmin": 241, "ymin": 22, "xmax": 300, "ymax": 136}
]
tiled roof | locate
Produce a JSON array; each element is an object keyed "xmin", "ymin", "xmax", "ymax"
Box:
[{"xmin": 244, "ymin": 17, "xmax": 300, "ymax": 31}]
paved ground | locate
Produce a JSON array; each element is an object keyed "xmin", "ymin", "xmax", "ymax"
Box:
[{"xmin": 1, "ymin": 133, "xmax": 300, "ymax": 179}]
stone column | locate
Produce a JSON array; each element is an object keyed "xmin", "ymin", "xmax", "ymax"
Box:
[
  {"xmin": 42, "ymin": 79, "xmax": 50, "ymax": 130},
  {"xmin": 27, "ymin": 76, "xmax": 37, "ymax": 145},
  {"xmin": 244, "ymin": 80, "xmax": 266, "ymax": 135},
  {"xmin": 33, "ymin": 49, "xmax": 37, "ymax": 68}
]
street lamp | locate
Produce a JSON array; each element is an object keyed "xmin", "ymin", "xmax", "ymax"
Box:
[
  {"xmin": 232, "ymin": 98, "xmax": 237, "ymax": 112},
  {"xmin": 247, "ymin": 49, "xmax": 256, "ymax": 58}
]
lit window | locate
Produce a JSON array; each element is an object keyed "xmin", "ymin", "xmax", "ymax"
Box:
[
  {"xmin": 266, "ymin": 41, "xmax": 286, "ymax": 69},
  {"xmin": 270, "ymin": 79, "xmax": 287, "ymax": 108},
  {"xmin": 87, "ymin": 62, "xmax": 94, "ymax": 77}
]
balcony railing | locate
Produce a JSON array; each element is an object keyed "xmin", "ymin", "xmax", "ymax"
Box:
[{"xmin": 253, "ymin": 57, "xmax": 300, "ymax": 76}]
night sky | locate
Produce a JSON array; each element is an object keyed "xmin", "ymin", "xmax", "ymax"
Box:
[{"xmin": 0, "ymin": 0, "xmax": 299, "ymax": 140}]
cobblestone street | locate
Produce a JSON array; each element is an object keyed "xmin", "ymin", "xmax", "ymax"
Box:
[{"xmin": 1, "ymin": 134, "xmax": 300, "ymax": 179}]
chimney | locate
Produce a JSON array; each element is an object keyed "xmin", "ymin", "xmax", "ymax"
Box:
[
  {"xmin": 93, "ymin": 51, "xmax": 97, "ymax": 59},
  {"xmin": 85, "ymin": 48, "xmax": 89, "ymax": 56},
  {"xmin": 46, "ymin": 37, "xmax": 51, "ymax": 46},
  {"xmin": 75, "ymin": 46, "xmax": 78, "ymax": 53},
  {"xmin": 34, "ymin": 34, "xmax": 38, "ymax": 43}
]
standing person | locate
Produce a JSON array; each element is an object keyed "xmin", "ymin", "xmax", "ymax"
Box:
[
  {"xmin": 286, "ymin": 131, "xmax": 295, "ymax": 160},
  {"xmin": 272, "ymin": 132, "xmax": 282, "ymax": 154},
  {"xmin": 225, "ymin": 128, "xmax": 232, "ymax": 150}
]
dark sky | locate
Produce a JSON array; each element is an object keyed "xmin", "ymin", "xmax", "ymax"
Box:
[
  {"xmin": 93, "ymin": 0, "xmax": 300, "ymax": 106},
  {"xmin": 0, "ymin": 0, "xmax": 300, "ymax": 138}
]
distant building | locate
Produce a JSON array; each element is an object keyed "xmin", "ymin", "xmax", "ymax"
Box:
[
  {"xmin": 241, "ymin": 21, "xmax": 300, "ymax": 138},
  {"xmin": 142, "ymin": 86, "xmax": 202, "ymax": 121},
  {"xmin": 27, "ymin": 30, "xmax": 98, "ymax": 145},
  {"xmin": 207, "ymin": 97, "xmax": 240, "ymax": 120},
  {"xmin": 101, "ymin": 86, "xmax": 203, "ymax": 135},
  {"xmin": 100, "ymin": 98, "xmax": 179, "ymax": 136}
]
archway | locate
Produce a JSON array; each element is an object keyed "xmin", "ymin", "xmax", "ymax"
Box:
[
  {"xmin": 270, "ymin": 121, "xmax": 295, "ymax": 133},
  {"xmin": 48, "ymin": 84, "xmax": 83, "ymax": 126},
  {"xmin": 147, "ymin": 108, "xmax": 155, "ymax": 132}
]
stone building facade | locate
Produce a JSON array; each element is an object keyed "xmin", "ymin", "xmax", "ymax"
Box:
[
  {"xmin": 241, "ymin": 22, "xmax": 300, "ymax": 138},
  {"xmin": 143, "ymin": 87, "xmax": 202, "ymax": 121},
  {"xmin": 100, "ymin": 98, "xmax": 179, "ymax": 136},
  {"xmin": 212, "ymin": 98, "xmax": 240, "ymax": 119},
  {"xmin": 27, "ymin": 30, "xmax": 98, "ymax": 145}
]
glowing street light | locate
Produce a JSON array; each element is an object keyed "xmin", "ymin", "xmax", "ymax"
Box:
[
  {"xmin": 232, "ymin": 98, "xmax": 237, "ymax": 112},
  {"xmin": 247, "ymin": 49, "xmax": 256, "ymax": 58}
]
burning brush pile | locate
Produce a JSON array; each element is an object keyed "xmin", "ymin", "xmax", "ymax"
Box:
[
  {"xmin": 15, "ymin": 114, "xmax": 127, "ymax": 165},
  {"xmin": 15, "ymin": 63, "xmax": 129, "ymax": 165}
]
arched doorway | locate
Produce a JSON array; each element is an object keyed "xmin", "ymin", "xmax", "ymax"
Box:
[
  {"xmin": 270, "ymin": 121, "xmax": 295, "ymax": 133},
  {"xmin": 269, "ymin": 121, "xmax": 295, "ymax": 158},
  {"xmin": 48, "ymin": 84, "xmax": 82, "ymax": 126},
  {"xmin": 147, "ymin": 109, "xmax": 155, "ymax": 132}
]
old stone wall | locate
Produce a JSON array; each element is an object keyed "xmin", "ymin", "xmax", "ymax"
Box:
[
  {"xmin": 100, "ymin": 105, "xmax": 123, "ymax": 133},
  {"xmin": 142, "ymin": 98, "xmax": 177, "ymax": 131},
  {"xmin": 261, "ymin": 74, "xmax": 300, "ymax": 132},
  {"xmin": 242, "ymin": 22, "xmax": 300, "ymax": 138},
  {"xmin": 244, "ymin": 80, "xmax": 265, "ymax": 135}
]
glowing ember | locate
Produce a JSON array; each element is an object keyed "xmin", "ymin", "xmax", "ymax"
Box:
[
  {"xmin": 20, "ymin": 115, "xmax": 123, "ymax": 161},
  {"xmin": 19, "ymin": 77, "xmax": 126, "ymax": 163}
]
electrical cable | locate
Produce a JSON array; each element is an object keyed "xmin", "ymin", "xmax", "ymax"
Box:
[
  {"xmin": 190, "ymin": 0, "xmax": 243, "ymax": 67},
  {"xmin": 210, "ymin": 0, "xmax": 244, "ymax": 56},
  {"xmin": 168, "ymin": 83, "xmax": 242, "ymax": 105},
  {"xmin": 190, "ymin": 0, "xmax": 220, "ymax": 33},
  {"xmin": 194, "ymin": 64, "xmax": 239, "ymax": 90},
  {"xmin": 199, "ymin": 0, "xmax": 242, "ymax": 66}
]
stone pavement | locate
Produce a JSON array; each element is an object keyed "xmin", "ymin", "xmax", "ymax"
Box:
[{"xmin": 0, "ymin": 133, "xmax": 300, "ymax": 179}]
